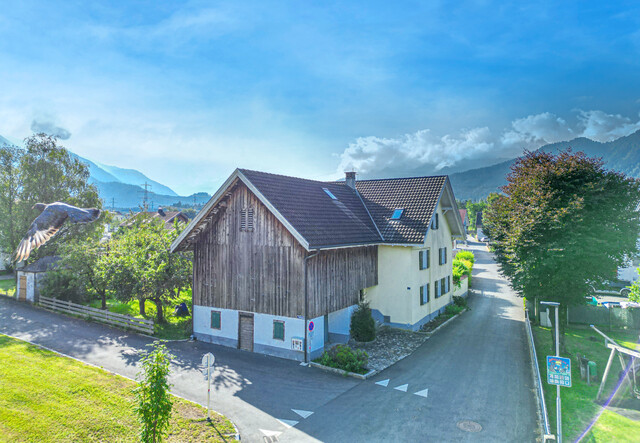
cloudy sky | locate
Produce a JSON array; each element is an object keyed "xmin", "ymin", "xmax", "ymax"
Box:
[{"xmin": 1, "ymin": 1, "xmax": 640, "ymax": 195}]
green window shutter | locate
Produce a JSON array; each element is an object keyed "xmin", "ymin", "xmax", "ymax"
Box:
[
  {"xmin": 420, "ymin": 286, "xmax": 425, "ymax": 305},
  {"xmin": 426, "ymin": 250, "xmax": 430, "ymax": 268},
  {"xmin": 419, "ymin": 251, "xmax": 425, "ymax": 270},
  {"xmin": 426, "ymin": 284, "xmax": 430, "ymax": 302},
  {"xmin": 211, "ymin": 311, "xmax": 221, "ymax": 329},
  {"xmin": 273, "ymin": 320, "xmax": 285, "ymax": 341}
]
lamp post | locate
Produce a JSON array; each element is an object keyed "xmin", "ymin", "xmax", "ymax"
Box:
[{"xmin": 541, "ymin": 301, "xmax": 561, "ymax": 443}]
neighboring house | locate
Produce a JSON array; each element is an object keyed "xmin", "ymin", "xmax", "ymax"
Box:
[
  {"xmin": 459, "ymin": 209, "xmax": 469, "ymax": 234},
  {"xmin": 475, "ymin": 211, "xmax": 484, "ymax": 239},
  {"xmin": 16, "ymin": 256, "xmax": 61, "ymax": 303},
  {"xmin": 121, "ymin": 208, "xmax": 189, "ymax": 230},
  {"xmin": 171, "ymin": 169, "xmax": 465, "ymax": 361}
]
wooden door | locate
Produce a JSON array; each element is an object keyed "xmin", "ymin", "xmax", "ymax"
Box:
[
  {"xmin": 19, "ymin": 276, "xmax": 27, "ymax": 301},
  {"xmin": 238, "ymin": 313, "xmax": 254, "ymax": 352}
]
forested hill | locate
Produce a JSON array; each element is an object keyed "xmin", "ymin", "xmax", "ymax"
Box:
[{"xmin": 450, "ymin": 130, "xmax": 640, "ymax": 201}]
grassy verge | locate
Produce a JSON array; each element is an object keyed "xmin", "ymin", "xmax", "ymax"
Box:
[
  {"xmin": 0, "ymin": 278, "xmax": 16, "ymax": 297},
  {"xmin": 0, "ymin": 334, "xmax": 236, "ymax": 442},
  {"xmin": 87, "ymin": 291, "xmax": 193, "ymax": 340},
  {"xmin": 532, "ymin": 325, "xmax": 640, "ymax": 442}
]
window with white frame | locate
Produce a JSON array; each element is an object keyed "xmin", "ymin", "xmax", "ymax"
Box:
[
  {"xmin": 420, "ymin": 283, "xmax": 430, "ymax": 305},
  {"xmin": 435, "ymin": 279, "xmax": 441, "ymax": 298},
  {"xmin": 430, "ymin": 213, "xmax": 439, "ymax": 230},
  {"xmin": 419, "ymin": 250, "xmax": 430, "ymax": 270}
]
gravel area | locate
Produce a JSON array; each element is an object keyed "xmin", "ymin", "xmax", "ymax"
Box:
[{"xmin": 348, "ymin": 327, "xmax": 429, "ymax": 372}]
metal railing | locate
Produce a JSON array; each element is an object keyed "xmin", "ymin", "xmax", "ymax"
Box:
[
  {"xmin": 525, "ymin": 309, "xmax": 551, "ymax": 437},
  {"xmin": 39, "ymin": 296, "xmax": 154, "ymax": 334}
]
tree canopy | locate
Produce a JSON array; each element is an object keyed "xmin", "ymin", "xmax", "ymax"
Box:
[{"xmin": 483, "ymin": 150, "xmax": 640, "ymax": 343}]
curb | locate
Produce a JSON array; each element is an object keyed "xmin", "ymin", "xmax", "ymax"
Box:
[
  {"xmin": 0, "ymin": 331, "xmax": 241, "ymax": 441},
  {"xmin": 424, "ymin": 308, "xmax": 467, "ymax": 335},
  {"xmin": 309, "ymin": 362, "xmax": 377, "ymax": 380}
]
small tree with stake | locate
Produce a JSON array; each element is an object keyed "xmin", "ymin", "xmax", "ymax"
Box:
[{"xmin": 134, "ymin": 341, "xmax": 174, "ymax": 443}]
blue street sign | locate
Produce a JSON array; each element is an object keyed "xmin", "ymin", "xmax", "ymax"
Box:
[{"xmin": 547, "ymin": 356, "xmax": 571, "ymax": 387}]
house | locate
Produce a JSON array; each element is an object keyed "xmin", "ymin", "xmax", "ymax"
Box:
[
  {"xmin": 475, "ymin": 210, "xmax": 485, "ymax": 239},
  {"xmin": 171, "ymin": 169, "xmax": 465, "ymax": 361},
  {"xmin": 16, "ymin": 256, "xmax": 61, "ymax": 303},
  {"xmin": 459, "ymin": 209, "xmax": 469, "ymax": 234},
  {"xmin": 121, "ymin": 208, "xmax": 189, "ymax": 230}
]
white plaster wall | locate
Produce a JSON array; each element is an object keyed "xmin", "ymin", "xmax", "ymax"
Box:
[
  {"xmin": 328, "ymin": 305, "xmax": 357, "ymax": 336},
  {"xmin": 254, "ymin": 312, "xmax": 306, "ymax": 352},
  {"xmin": 193, "ymin": 305, "xmax": 239, "ymax": 341},
  {"xmin": 26, "ymin": 274, "xmax": 35, "ymax": 302},
  {"xmin": 453, "ymin": 275, "xmax": 469, "ymax": 297}
]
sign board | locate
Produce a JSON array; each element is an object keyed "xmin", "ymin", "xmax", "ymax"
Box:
[
  {"xmin": 547, "ymin": 356, "xmax": 571, "ymax": 387},
  {"xmin": 308, "ymin": 321, "xmax": 314, "ymax": 332},
  {"xmin": 202, "ymin": 352, "xmax": 215, "ymax": 368}
]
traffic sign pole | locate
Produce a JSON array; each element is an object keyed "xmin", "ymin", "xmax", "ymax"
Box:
[
  {"xmin": 555, "ymin": 305, "xmax": 562, "ymax": 443},
  {"xmin": 201, "ymin": 353, "xmax": 215, "ymax": 423}
]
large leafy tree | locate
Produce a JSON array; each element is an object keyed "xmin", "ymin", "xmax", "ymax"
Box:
[
  {"xmin": 100, "ymin": 218, "xmax": 191, "ymax": 322},
  {"xmin": 0, "ymin": 134, "xmax": 102, "ymax": 262},
  {"xmin": 484, "ymin": 150, "xmax": 640, "ymax": 350}
]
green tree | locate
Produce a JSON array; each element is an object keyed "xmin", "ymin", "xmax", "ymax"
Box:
[
  {"xmin": 484, "ymin": 150, "xmax": 640, "ymax": 350},
  {"xmin": 101, "ymin": 217, "xmax": 191, "ymax": 322},
  {"xmin": 134, "ymin": 341, "xmax": 174, "ymax": 443},
  {"xmin": 0, "ymin": 134, "xmax": 102, "ymax": 262}
]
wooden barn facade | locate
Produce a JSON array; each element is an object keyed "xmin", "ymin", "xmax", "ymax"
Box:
[{"xmin": 172, "ymin": 169, "xmax": 464, "ymax": 361}]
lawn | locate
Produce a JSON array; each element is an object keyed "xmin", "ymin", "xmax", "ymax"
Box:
[
  {"xmin": 0, "ymin": 278, "xmax": 16, "ymax": 297},
  {"xmin": 0, "ymin": 334, "xmax": 236, "ymax": 442},
  {"xmin": 532, "ymin": 324, "xmax": 640, "ymax": 442},
  {"xmin": 87, "ymin": 290, "xmax": 193, "ymax": 340}
]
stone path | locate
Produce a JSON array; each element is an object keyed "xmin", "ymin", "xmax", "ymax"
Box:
[{"xmin": 348, "ymin": 327, "xmax": 429, "ymax": 372}]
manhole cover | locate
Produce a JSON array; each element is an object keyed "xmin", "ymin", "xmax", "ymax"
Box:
[{"xmin": 457, "ymin": 420, "xmax": 483, "ymax": 433}]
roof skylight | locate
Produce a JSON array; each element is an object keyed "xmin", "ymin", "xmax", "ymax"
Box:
[
  {"xmin": 391, "ymin": 208, "xmax": 404, "ymax": 220},
  {"xmin": 323, "ymin": 188, "xmax": 337, "ymax": 200}
]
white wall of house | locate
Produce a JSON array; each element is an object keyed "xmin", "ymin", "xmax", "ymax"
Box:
[
  {"xmin": 365, "ymin": 203, "xmax": 456, "ymax": 330},
  {"xmin": 327, "ymin": 304, "xmax": 357, "ymax": 342},
  {"xmin": 193, "ymin": 306, "xmax": 239, "ymax": 347}
]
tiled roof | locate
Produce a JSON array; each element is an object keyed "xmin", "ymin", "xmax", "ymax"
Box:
[
  {"xmin": 239, "ymin": 169, "xmax": 381, "ymax": 248},
  {"xmin": 122, "ymin": 210, "xmax": 188, "ymax": 229},
  {"xmin": 355, "ymin": 176, "xmax": 447, "ymax": 244}
]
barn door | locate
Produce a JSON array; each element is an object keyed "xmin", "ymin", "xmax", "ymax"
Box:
[
  {"xmin": 238, "ymin": 313, "xmax": 254, "ymax": 352},
  {"xmin": 19, "ymin": 276, "xmax": 27, "ymax": 301}
]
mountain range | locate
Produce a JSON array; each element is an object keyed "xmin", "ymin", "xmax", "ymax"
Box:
[{"xmin": 449, "ymin": 130, "xmax": 640, "ymax": 201}]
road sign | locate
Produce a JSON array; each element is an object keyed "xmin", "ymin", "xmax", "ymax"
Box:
[
  {"xmin": 547, "ymin": 356, "xmax": 571, "ymax": 387},
  {"xmin": 308, "ymin": 321, "xmax": 314, "ymax": 332},
  {"xmin": 201, "ymin": 352, "xmax": 215, "ymax": 422},
  {"xmin": 202, "ymin": 352, "xmax": 215, "ymax": 368}
]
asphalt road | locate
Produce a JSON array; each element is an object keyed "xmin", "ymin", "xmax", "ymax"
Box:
[{"xmin": 0, "ymin": 240, "xmax": 537, "ymax": 442}]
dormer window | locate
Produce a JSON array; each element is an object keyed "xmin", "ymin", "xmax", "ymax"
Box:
[
  {"xmin": 391, "ymin": 208, "xmax": 404, "ymax": 220},
  {"xmin": 323, "ymin": 188, "xmax": 337, "ymax": 200}
]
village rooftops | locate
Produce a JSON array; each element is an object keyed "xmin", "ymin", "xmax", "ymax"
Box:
[
  {"xmin": 171, "ymin": 168, "xmax": 464, "ymax": 252},
  {"xmin": 121, "ymin": 209, "xmax": 189, "ymax": 230}
]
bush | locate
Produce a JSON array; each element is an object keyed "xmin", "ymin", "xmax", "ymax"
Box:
[
  {"xmin": 316, "ymin": 345, "xmax": 368, "ymax": 374},
  {"xmin": 445, "ymin": 304, "xmax": 465, "ymax": 317},
  {"xmin": 453, "ymin": 295, "xmax": 467, "ymax": 307},
  {"xmin": 455, "ymin": 250, "xmax": 475, "ymax": 265},
  {"xmin": 350, "ymin": 302, "xmax": 376, "ymax": 342},
  {"xmin": 40, "ymin": 270, "xmax": 87, "ymax": 303}
]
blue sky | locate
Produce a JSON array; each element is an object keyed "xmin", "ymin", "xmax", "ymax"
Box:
[{"xmin": 1, "ymin": 1, "xmax": 640, "ymax": 195}]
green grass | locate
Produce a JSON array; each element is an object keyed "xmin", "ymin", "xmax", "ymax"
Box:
[
  {"xmin": 0, "ymin": 334, "xmax": 236, "ymax": 442},
  {"xmin": 532, "ymin": 325, "xmax": 640, "ymax": 442},
  {"xmin": 0, "ymin": 278, "xmax": 16, "ymax": 297},
  {"xmin": 87, "ymin": 291, "xmax": 193, "ymax": 340}
]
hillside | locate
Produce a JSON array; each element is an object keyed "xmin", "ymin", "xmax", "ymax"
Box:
[{"xmin": 450, "ymin": 130, "xmax": 640, "ymax": 201}]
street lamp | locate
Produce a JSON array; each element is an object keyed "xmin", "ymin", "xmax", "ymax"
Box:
[{"xmin": 541, "ymin": 301, "xmax": 562, "ymax": 443}]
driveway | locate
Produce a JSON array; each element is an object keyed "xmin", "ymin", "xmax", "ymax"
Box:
[{"xmin": 0, "ymin": 239, "xmax": 537, "ymax": 442}]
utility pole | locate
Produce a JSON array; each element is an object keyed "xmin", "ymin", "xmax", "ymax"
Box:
[
  {"xmin": 111, "ymin": 198, "xmax": 115, "ymax": 210},
  {"xmin": 193, "ymin": 195, "xmax": 197, "ymax": 210},
  {"xmin": 139, "ymin": 182, "xmax": 152, "ymax": 211}
]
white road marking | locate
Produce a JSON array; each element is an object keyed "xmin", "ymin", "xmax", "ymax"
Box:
[
  {"xmin": 260, "ymin": 429, "xmax": 283, "ymax": 437},
  {"xmin": 375, "ymin": 379, "xmax": 390, "ymax": 387},
  {"xmin": 394, "ymin": 384, "xmax": 408, "ymax": 392},
  {"xmin": 276, "ymin": 419, "xmax": 299, "ymax": 428},
  {"xmin": 299, "ymin": 362, "xmax": 309, "ymax": 366},
  {"xmin": 292, "ymin": 409, "xmax": 314, "ymax": 419},
  {"xmin": 414, "ymin": 388, "xmax": 429, "ymax": 398}
]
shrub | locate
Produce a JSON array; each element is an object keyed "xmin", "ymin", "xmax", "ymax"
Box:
[
  {"xmin": 455, "ymin": 250, "xmax": 475, "ymax": 265},
  {"xmin": 453, "ymin": 295, "xmax": 467, "ymax": 307},
  {"xmin": 317, "ymin": 345, "xmax": 368, "ymax": 374},
  {"xmin": 40, "ymin": 270, "xmax": 87, "ymax": 303},
  {"xmin": 445, "ymin": 304, "xmax": 465, "ymax": 317},
  {"xmin": 350, "ymin": 302, "xmax": 376, "ymax": 342},
  {"xmin": 134, "ymin": 341, "xmax": 174, "ymax": 443}
]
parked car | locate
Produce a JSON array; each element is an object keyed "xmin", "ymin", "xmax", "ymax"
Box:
[{"xmin": 588, "ymin": 279, "xmax": 632, "ymax": 297}]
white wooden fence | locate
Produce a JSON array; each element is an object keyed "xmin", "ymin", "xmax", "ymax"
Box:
[{"xmin": 39, "ymin": 296, "xmax": 154, "ymax": 335}]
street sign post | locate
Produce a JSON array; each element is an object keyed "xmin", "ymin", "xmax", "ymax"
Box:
[
  {"xmin": 547, "ymin": 356, "xmax": 571, "ymax": 387},
  {"xmin": 541, "ymin": 301, "xmax": 564, "ymax": 443},
  {"xmin": 201, "ymin": 352, "xmax": 215, "ymax": 422}
]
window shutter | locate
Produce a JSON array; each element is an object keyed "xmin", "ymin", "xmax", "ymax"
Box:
[
  {"xmin": 419, "ymin": 251, "xmax": 424, "ymax": 270},
  {"xmin": 426, "ymin": 284, "xmax": 430, "ymax": 303},
  {"xmin": 435, "ymin": 213, "xmax": 439, "ymax": 229},
  {"xmin": 211, "ymin": 311, "xmax": 221, "ymax": 329},
  {"xmin": 273, "ymin": 320, "xmax": 285, "ymax": 340},
  {"xmin": 240, "ymin": 209, "xmax": 247, "ymax": 231},
  {"xmin": 420, "ymin": 286, "xmax": 425, "ymax": 305},
  {"xmin": 444, "ymin": 247, "xmax": 447, "ymax": 264},
  {"xmin": 436, "ymin": 280, "xmax": 440, "ymax": 297},
  {"xmin": 448, "ymin": 276, "xmax": 451, "ymax": 292},
  {"xmin": 426, "ymin": 250, "xmax": 430, "ymax": 269},
  {"xmin": 247, "ymin": 208, "xmax": 254, "ymax": 231}
]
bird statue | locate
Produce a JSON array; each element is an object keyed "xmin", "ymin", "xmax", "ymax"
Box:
[{"xmin": 14, "ymin": 202, "xmax": 101, "ymax": 262}]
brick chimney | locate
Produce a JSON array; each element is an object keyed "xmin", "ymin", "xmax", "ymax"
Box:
[{"xmin": 345, "ymin": 171, "xmax": 356, "ymax": 189}]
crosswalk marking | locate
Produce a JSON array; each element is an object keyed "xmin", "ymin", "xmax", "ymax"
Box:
[{"xmin": 394, "ymin": 384, "xmax": 408, "ymax": 392}]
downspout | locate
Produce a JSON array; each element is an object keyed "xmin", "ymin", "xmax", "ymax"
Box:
[{"xmin": 304, "ymin": 250, "xmax": 320, "ymax": 363}]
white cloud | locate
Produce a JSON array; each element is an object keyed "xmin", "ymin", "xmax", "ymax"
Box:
[
  {"xmin": 338, "ymin": 127, "xmax": 494, "ymax": 174},
  {"xmin": 577, "ymin": 110, "xmax": 640, "ymax": 142},
  {"xmin": 501, "ymin": 112, "xmax": 574, "ymax": 149}
]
